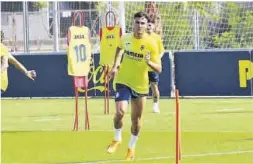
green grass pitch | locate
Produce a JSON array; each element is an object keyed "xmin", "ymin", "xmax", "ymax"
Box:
[{"xmin": 1, "ymin": 98, "xmax": 253, "ymax": 163}]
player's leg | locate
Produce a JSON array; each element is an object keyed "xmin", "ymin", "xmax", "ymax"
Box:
[
  {"xmin": 150, "ymin": 82, "xmax": 160, "ymax": 113},
  {"xmin": 148, "ymin": 71, "xmax": 160, "ymax": 113},
  {"xmin": 126, "ymin": 94, "xmax": 146, "ymax": 160},
  {"xmin": 107, "ymin": 84, "xmax": 130, "ymax": 154}
]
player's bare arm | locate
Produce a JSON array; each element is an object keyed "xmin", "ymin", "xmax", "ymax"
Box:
[
  {"xmin": 67, "ymin": 29, "xmax": 71, "ymax": 46},
  {"xmin": 1, "ymin": 56, "xmax": 9, "ymax": 73},
  {"xmin": 8, "ymin": 55, "xmax": 36, "ymax": 80},
  {"xmin": 145, "ymin": 52, "xmax": 162, "ymax": 73},
  {"xmin": 109, "ymin": 47, "xmax": 124, "ymax": 79},
  {"xmin": 160, "ymin": 52, "xmax": 164, "ymax": 58},
  {"xmin": 159, "ymin": 38, "xmax": 165, "ymax": 58}
]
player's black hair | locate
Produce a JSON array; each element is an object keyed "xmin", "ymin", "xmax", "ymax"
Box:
[
  {"xmin": 148, "ymin": 19, "xmax": 156, "ymax": 24},
  {"xmin": 134, "ymin": 11, "xmax": 150, "ymax": 22}
]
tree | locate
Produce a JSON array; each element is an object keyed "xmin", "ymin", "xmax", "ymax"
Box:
[
  {"xmin": 32, "ymin": 2, "xmax": 48, "ymax": 10},
  {"xmin": 125, "ymin": 2, "xmax": 219, "ymax": 50},
  {"xmin": 212, "ymin": 2, "xmax": 253, "ymax": 48}
]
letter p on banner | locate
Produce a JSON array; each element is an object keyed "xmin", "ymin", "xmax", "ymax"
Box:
[{"xmin": 239, "ymin": 60, "xmax": 253, "ymax": 88}]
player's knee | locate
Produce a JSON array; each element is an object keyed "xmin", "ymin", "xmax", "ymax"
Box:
[
  {"xmin": 115, "ymin": 100, "xmax": 128, "ymax": 115},
  {"xmin": 153, "ymin": 90, "xmax": 160, "ymax": 97},
  {"xmin": 115, "ymin": 110, "xmax": 124, "ymax": 120},
  {"xmin": 151, "ymin": 82, "xmax": 159, "ymax": 89},
  {"xmin": 153, "ymin": 87, "xmax": 160, "ymax": 95}
]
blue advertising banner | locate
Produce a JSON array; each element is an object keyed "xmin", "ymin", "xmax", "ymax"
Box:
[
  {"xmin": 2, "ymin": 53, "xmax": 94, "ymax": 97},
  {"xmin": 174, "ymin": 50, "xmax": 252, "ymax": 96},
  {"xmin": 2, "ymin": 52, "xmax": 172, "ymax": 97},
  {"xmin": 156, "ymin": 52, "xmax": 172, "ymax": 97}
]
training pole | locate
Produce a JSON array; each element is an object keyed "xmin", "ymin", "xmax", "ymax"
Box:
[
  {"xmin": 175, "ymin": 89, "xmax": 181, "ymax": 163},
  {"xmin": 104, "ymin": 65, "xmax": 110, "ymax": 114},
  {"xmin": 84, "ymin": 88, "xmax": 90, "ymax": 130},
  {"xmin": 73, "ymin": 84, "xmax": 79, "ymax": 131},
  {"xmin": 106, "ymin": 65, "xmax": 110, "ymax": 114}
]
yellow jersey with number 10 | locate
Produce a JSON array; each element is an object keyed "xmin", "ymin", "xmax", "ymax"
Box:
[
  {"xmin": 1, "ymin": 43, "xmax": 9, "ymax": 91},
  {"xmin": 67, "ymin": 26, "xmax": 91, "ymax": 76},
  {"xmin": 100, "ymin": 26, "xmax": 121, "ymax": 66}
]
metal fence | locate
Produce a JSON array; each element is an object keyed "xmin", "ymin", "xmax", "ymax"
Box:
[
  {"xmin": 1, "ymin": 1, "xmax": 101, "ymax": 53},
  {"xmin": 1, "ymin": 1, "xmax": 253, "ymax": 53}
]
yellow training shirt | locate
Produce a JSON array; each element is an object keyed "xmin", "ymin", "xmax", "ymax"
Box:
[
  {"xmin": 67, "ymin": 26, "xmax": 91, "ymax": 76},
  {"xmin": 114, "ymin": 33, "xmax": 160, "ymax": 94},
  {"xmin": 100, "ymin": 26, "xmax": 121, "ymax": 66},
  {"xmin": 1, "ymin": 43, "xmax": 9, "ymax": 91},
  {"xmin": 148, "ymin": 32, "xmax": 164, "ymax": 71}
]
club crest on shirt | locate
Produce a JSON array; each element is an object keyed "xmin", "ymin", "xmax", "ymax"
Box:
[{"xmin": 140, "ymin": 45, "xmax": 145, "ymax": 51}]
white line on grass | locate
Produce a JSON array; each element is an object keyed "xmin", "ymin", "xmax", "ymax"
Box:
[
  {"xmin": 216, "ymin": 108, "xmax": 244, "ymax": 111},
  {"xmin": 80, "ymin": 150, "xmax": 253, "ymax": 164}
]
